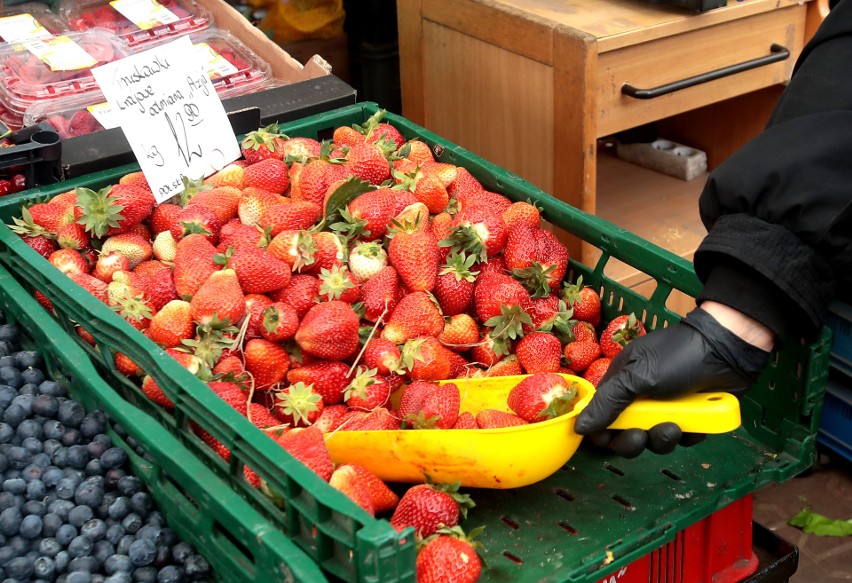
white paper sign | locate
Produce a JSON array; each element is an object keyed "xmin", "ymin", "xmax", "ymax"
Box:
[{"xmin": 91, "ymin": 36, "xmax": 240, "ymax": 202}]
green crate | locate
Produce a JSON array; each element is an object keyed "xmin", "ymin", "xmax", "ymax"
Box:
[
  {"xmin": 0, "ymin": 102, "xmax": 831, "ymax": 583},
  {"xmin": 0, "ymin": 263, "xmax": 327, "ymax": 582}
]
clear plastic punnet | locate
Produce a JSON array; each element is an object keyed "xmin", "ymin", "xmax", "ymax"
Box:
[
  {"xmin": 61, "ymin": 0, "xmax": 213, "ymax": 47},
  {"xmin": 188, "ymin": 29, "xmax": 272, "ymax": 98}
]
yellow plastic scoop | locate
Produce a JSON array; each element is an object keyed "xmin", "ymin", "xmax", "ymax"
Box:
[{"xmin": 323, "ymin": 374, "xmax": 740, "ymax": 489}]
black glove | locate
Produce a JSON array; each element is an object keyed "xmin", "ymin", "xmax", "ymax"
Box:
[{"xmin": 574, "ymin": 308, "xmax": 770, "ymax": 457}]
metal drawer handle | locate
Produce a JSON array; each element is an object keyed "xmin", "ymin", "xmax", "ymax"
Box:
[{"xmin": 621, "ymin": 43, "xmax": 790, "ymax": 100}]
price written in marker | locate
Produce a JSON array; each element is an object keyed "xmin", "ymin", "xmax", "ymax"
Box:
[{"xmin": 91, "ymin": 35, "xmax": 240, "ymax": 202}]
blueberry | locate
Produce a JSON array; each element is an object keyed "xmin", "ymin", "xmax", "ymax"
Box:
[
  {"xmin": 5, "ymin": 555, "xmax": 34, "ymax": 579},
  {"xmin": 56, "ymin": 523, "xmax": 78, "ymax": 546},
  {"xmin": 81, "ymin": 518, "xmax": 107, "ymax": 541},
  {"xmin": 75, "ymin": 480, "xmax": 104, "ymax": 508},
  {"xmin": 2, "ymin": 405, "xmax": 25, "ymax": 427},
  {"xmin": 128, "ymin": 538, "xmax": 157, "ymax": 567},
  {"xmin": 31, "ymin": 451, "xmax": 51, "ymax": 466},
  {"xmin": 136, "ymin": 525, "xmax": 161, "ymax": 542},
  {"xmin": 106, "ymin": 468, "xmax": 127, "ymax": 488},
  {"xmin": 85, "ymin": 459, "xmax": 104, "ymax": 476},
  {"xmin": 116, "ymin": 476, "xmax": 142, "ymax": 497},
  {"xmin": 62, "ymin": 429, "xmax": 84, "ymax": 447},
  {"xmin": 104, "ymin": 573, "xmax": 132, "ymax": 583},
  {"xmin": 39, "ymin": 380, "xmax": 65, "ymax": 397},
  {"xmin": 67, "ymin": 571, "xmax": 93, "ymax": 583},
  {"xmin": 21, "ymin": 461, "xmax": 43, "ymax": 481},
  {"xmin": 0, "ymin": 425, "xmax": 12, "ymax": 446},
  {"xmin": 56, "ymin": 478, "xmax": 78, "ymax": 500},
  {"xmin": 105, "ymin": 523, "xmax": 125, "ymax": 545},
  {"xmin": 68, "ymin": 505, "xmax": 94, "ymax": 528},
  {"xmin": 122, "ymin": 513, "xmax": 142, "ymax": 534},
  {"xmin": 39, "ymin": 536, "xmax": 62, "ymax": 557},
  {"xmin": 54, "ymin": 548, "xmax": 71, "ymax": 572},
  {"xmin": 0, "ymin": 355, "xmax": 11, "ymax": 367},
  {"xmin": 93, "ymin": 539, "xmax": 115, "ymax": 563},
  {"xmin": 0, "ymin": 492, "xmax": 17, "ymax": 512},
  {"xmin": 0, "ymin": 386, "xmax": 16, "ymax": 408},
  {"xmin": 2, "ymin": 478, "xmax": 26, "ymax": 495},
  {"xmin": 13, "ymin": 351, "xmax": 41, "ymax": 370},
  {"xmin": 48, "ymin": 498, "xmax": 75, "ymax": 519},
  {"xmin": 8, "ymin": 446, "xmax": 32, "ymax": 470},
  {"xmin": 33, "ymin": 394, "xmax": 60, "ymax": 418},
  {"xmin": 67, "ymin": 445, "xmax": 89, "ymax": 469},
  {"xmin": 23, "ymin": 499, "xmax": 45, "ymax": 516},
  {"xmin": 157, "ymin": 528, "xmax": 176, "ymax": 547},
  {"xmin": 43, "ymin": 513, "xmax": 62, "ymax": 537},
  {"xmin": 170, "ymin": 542, "xmax": 192, "ymax": 565},
  {"xmin": 131, "ymin": 566, "xmax": 158, "ymax": 583},
  {"xmin": 26, "ymin": 479, "xmax": 46, "ymax": 501},
  {"xmin": 20, "ymin": 381, "xmax": 40, "ymax": 395},
  {"xmin": 0, "ymin": 506, "xmax": 22, "ymax": 536},
  {"xmin": 97, "ymin": 491, "xmax": 116, "ymax": 518},
  {"xmin": 19, "ymin": 514, "xmax": 42, "ymax": 538},
  {"xmin": 116, "ymin": 534, "xmax": 134, "ymax": 555},
  {"xmin": 87, "ymin": 435, "xmax": 112, "ymax": 459},
  {"xmin": 80, "ymin": 412, "xmax": 106, "ymax": 438},
  {"xmin": 17, "ymin": 420, "xmax": 43, "ymax": 442},
  {"xmin": 105, "ymin": 554, "xmax": 133, "ymax": 575},
  {"xmin": 21, "ymin": 366, "xmax": 46, "ymax": 385},
  {"xmin": 183, "ymin": 555, "xmax": 210, "ymax": 580},
  {"xmin": 129, "ymin": 493, "xmax": 151, "ymax": 517},
  {"xmin": 44, "ymin": 434, "xmax": 64, "ymax": 452},
  {"xmin": 156, "ymin": 565, "xmax": 182, "ymax": 583},
  {"xmin": 69, "ymin": 555, "xmax": 99, "ymax": 573},
  {"xmin": 33, "ymin": 556, "xmax": 56, "ymax": 579},
  {"xmin": 153, "ymin": 544, "xmax": 171, "ymax": 569},
  {"xmin": 144, "ymin": 511, "xmax": 165, "ymax": 529},
  {"xmin": 10, "ymin": 394, "xmax": 33, "ymax": 416},
  {"xmin": 0, "ymin": 367, "xmax": 22, "ymax": 389},
  {"xmin": 68, "ymin": 534, "xmax": 94, "ymax": 558},
  {"xmin": 58, "ymin": 401, "xmax": 85, "ymax": 428},
  {"xmin": 0, "ymin": 544, "xmax": 15, "ymax": 566},
  {"xmin": 100, "ymin": 448, "xmax": 127, "ymax": 470},
  {"xmin": 7, "ymin": 533, "xmax": 30, "ymax": 554}
]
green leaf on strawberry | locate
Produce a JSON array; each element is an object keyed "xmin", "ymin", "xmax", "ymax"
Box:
[{"xmin": 324, "ymin": 177, "xmax": 377, "ymax": 221}]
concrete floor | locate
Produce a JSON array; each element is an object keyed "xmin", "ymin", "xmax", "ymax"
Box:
[{"xmin": 752, "ymin": 451, "xmax": 852, "ymax": 582}]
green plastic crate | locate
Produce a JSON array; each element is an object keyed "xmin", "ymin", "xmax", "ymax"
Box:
[
  {"xmin": 0, "ymin": 102, "xmax": 831, "ymax": 583},
  {"xmin": 0, "ymin": 263, "xmax": 327, "ymax": 582}
]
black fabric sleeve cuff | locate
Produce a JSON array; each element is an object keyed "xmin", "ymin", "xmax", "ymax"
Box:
[{"xmin": 694, "ymin": 214, "xmax": 835, "ymax": 342}]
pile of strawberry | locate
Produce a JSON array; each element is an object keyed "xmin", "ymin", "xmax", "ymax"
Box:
[{"xmin": 7, "ymin": 110, "xmax": 650, "ymax": 581}]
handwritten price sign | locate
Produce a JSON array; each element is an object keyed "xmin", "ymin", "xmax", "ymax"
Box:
[{"xmin": 92, "ymin": 36, "xmax": 240, "ymax": 202}]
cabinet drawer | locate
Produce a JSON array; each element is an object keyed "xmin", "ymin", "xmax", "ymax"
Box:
[{"xmin": 596, "ymin": 5, "xmax": 806, "ymax": 137}]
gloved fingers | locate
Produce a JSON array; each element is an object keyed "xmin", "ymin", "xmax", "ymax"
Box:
[
  {"xmin": 679, "ymin": 432, "xmax": 707, "ymax": 447},
  {"xmin": 647, "ymin": 422, "xmax": 682, "ymax": 454},
  {"xmin": 586, "ymin": 429, "xmax": 615, "ymax": 450},
  {"xmin": 574, "ymin": 362, "xmax": 639, "ymax": 434},
  {"xmin": 610, "ymin": 428, "xmax": 648, "ymax": 459}
]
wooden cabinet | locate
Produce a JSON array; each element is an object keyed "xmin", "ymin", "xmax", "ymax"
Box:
[{"xmin": 397, "ymin": 0, "xmax": 823, "ymax": 313}]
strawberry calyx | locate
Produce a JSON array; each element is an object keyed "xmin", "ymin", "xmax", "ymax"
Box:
[
  {"xmin": 439, "ymin": 222, "xmax": 489, "ymax": 262},
  {"xmin": 292, "ymin": 231, "xmax": 318, "ymax": 272},
  {"xmin": 8, "ymin": 206, "xmax": 54, "ymax": 239},
  {"xmin": 178, "ymin": 325, "xmax": 235, "ymax": 371},
  {"xmin": 424, "ymin": 476, "xmax": 476, "ymax": 519},
  {"xmin": 399, "ymin": 337, "xmax": 428, "ymax": 372},
  {"xmin": 538, "ymin": 382, "xmax": 579, "ymax": 420},
  {"xmin": 319, "ymin": 265, "xmax": 356, "ymax": 301},
  {"xmin": 484, "ymin": 304, "xmax": 532, "ymax": 356},
  {"xmin": 402, "ymin": 411, "xmax": 440, "ymax": 430},
  {"xmin": 110, "ymin": 292, "xmax": 153, "ymax": 324},
  {"xmin": 274, "ymin": 382, "xmax": 321, "ymax": 426},
  {"xmin": 611, "ymin": 313, "xmax": 643, "ymax": 347},
  {"xmin": 178, "ymin": 175, "xmax": 211, "ymax": 206},
  {"xmin": 512, "ymin": 262, "xmax": 556, "ymax": 299},
  {"xmin": 343, "ymin": 366, "xmax": 379, "ymax": 403},
  {"xmin": 351, "ymin": 108, "xmax": 387, "ymax": 138},
  {"xmin": 213, "ymin": 245, "xmax": 235, "ymax": 268},
  {"xmin": 560, "ymin": 275, "xmax": 585, "ymax": 304},
  {"xmin": 439, "ymin": 252, "xmax": 479, "ymax": 283},
  {"xmin": 242, "ymin": 123, "xmax": 287, "ymax": 152},
  {"xmin": 75, "ymin": 186, "xmax": 125, "ymax": 238},
  {"xmin": 418, "ymin": 525, "xmax": 487, "ymax": 554},
  {"xmin": 330, "ymin": 208, "xmax": 371, "ymax": 242},
  {"xmin": 535, "ymin": 299, "xmax": 575, "ymax": 342}
]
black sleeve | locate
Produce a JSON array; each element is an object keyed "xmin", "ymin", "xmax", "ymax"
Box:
[{"xmin": 694, "ymin": 1, "xmax": 852, "ymax": 342}]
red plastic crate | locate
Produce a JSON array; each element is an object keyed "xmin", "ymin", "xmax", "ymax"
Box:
[{"xmin": 597, "ymin": 496, "xmax": 759, "ymax": 583}]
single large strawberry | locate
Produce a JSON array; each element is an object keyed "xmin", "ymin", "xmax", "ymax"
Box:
[
  {"xmin": 99, "ymin": 233, "xmax": 152, "ymax": 269},
  {"xmin": 189, "ymin": 269, "xmax": 246, "ymax": 327},
  {"xmin": 329, "ymin": 464, "xmax": 374, "ymax": 515},
  {"xmin": 225, "ymin": 246, "xmax": 291, "ymax": 294},
  {"xmin": 348, "ymin": 241, "xmax": 388, "ymax": 283},
  {"xmin": 399, "ymin": 337, "xmax": 454, "ymax": 382},
  {"xmin": 170, "ymin": 204, "xmax": 222, "ymax": 244},
  {"xmin": 272, "ymin": 381, "xmax": 324, "ymax": 427},
  {"xmin": 173, "ymin": 234, "xmax": 221, "ymax": 299},
  {"xmin": 381, "ymin": 291, "xmax": 444, "ymax": 345},
  {"xmin": 600, "ymin": 313, "xmax": 647, "ymax": 358},
  {"xmin": 273, "ymin": 274, "xmax": 321, "ymax": 319},
  {"xmin": 563, "ymin": 341, "xmax": 601, "ymax": 373},
  {"xmin": 295, "ymin": 300, "xmax": 360, "ymax": 361},
  {"xmin": 416, "ymin": 526, "xmax": 483, "ymax": 583},
  {"xmin": 313, "ymin": 404, "xmax": 351, "ymax": 433},
  {"xmin": 412, "ymin": 381, "xmax": 460, "ymax": 429},
  {"xmin": 345, "ymin": 188, "xmax": 416, "ymax": 242},
  {"xmin": 318, "ymin": 265, "xmax": 360, "ymax": 303},
  {"xmin": 515, "ymin": 332, "xmax": 562, "ymax": 374},
  {"xmin": 260, "ymin": 302, "xmax": 299, "ymax": 342},
  {"xmin": 188, "ymin": 187, "xmax": 242, "ymax": 224},
  {"xmin": 358, "ymin": 265, "xmax": 399, "ymax": 323},
  {"xmin": 244, "ymin": 338, "xmax": 291, "ymax": 391},
  {"xmin": 291, "ymin": 158, "xmax": 348, "ymax": 206},
  {"xmin": 273, "ymin": 426, "xmax": 334, "ymax": 481},
  {"xmin": 261, "ymin": 201, "xmax": 321, "ymax": 237},
  {"xmin": 344, "ymin": 368, "xmax": 391, "ymax": 411},
  {"xmin": 392, "ymin": 166, "xmax": 449, "ymax": 215},
  {"xmin": 364, "ymin": 338, "xmax": 402, "ymax": 375},
  {"xmin": 238, "ymin": 187, "xmax": 283, "ymax": 226},
  {"xmin": 75, "ymin": 184, "xmax": 155, "ymax": 237},
  {"xmin": 438, "ymin": 314, "xmax": 480, "ymax": 351},
  {"xmin": 241, "ymin": 126, "xmax": 287, "ymax": 164},
  {"xmin": 218, "ymin": 221, "xmax": 268, "ymax": 252},
  {"xmin": 287, "ymin": 360, "xmax": 353, "ymax": 405},
  {"xmin": 345, "ymin": 464, "xmax": 399, "ymax": 514},
  {"xmin": 441, "ymin": 205, "xmax": 507, "ymax": 261},
  {"xmin": 49, "ymin": 248, "xmax": 89, "ymax": 276},
  {"xmin": 562, "ymin": 276, "xmax": 602, "ymax": 327},
  {"xmin": 390, "ymin": 481, "xmax": 474, "ymax": 539},
  {"xmin": 507, "ymin": 372, "xmax": 578, "ymax": 422},
  {"xmin": 583, "ymin": 357, "xmax": 612, "ymax": 387},
  {"xmin": 504, "ymin": 223, "xmax": 569, "ymax": 298},
  {"xmin": 345, "ymin": 140, "xmax": 392, "ymax": 185},
  {"xmin": 434, "ymin": 253, "xmax": 478, "ymax": 316},
  {"xmin": 150, "ymin": 203, "xmax": 182, "ymax": 234},
  {"xmin": 476, "ymin": 409, "xmax": 529, "ymax": 428},
  {"xmin": 473, "ymin": 271, "xmax": 532, "ymax": 323},
  {"xmin": 388, "ymin": 218, "xmax": 439, "ymax": 292},
  {"xmin": 244, "ymin": 158, "xmax": 290, "ymax": 194},
  {"xmin": 503, "ymin": 200, "xmax": 541, "ymax": 230}
]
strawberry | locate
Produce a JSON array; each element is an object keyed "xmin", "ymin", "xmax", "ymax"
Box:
[
  {"xmin": 93, "ymin": 252, "xmax": 130, "ymax": 283},
  {"xmin": 170, "ymin": 204, "xmax": 222, "ymax": 244},
  {"xmin": 469, "ymin": 330, "xmax": 501, "ymax": 368},
  {"xmin": 503, "ymin": 200, "xmax": 541, "ymax": 229},
  {"xmin": 563, "ymin": 341, "xmax": 601, "ymax": 373},
  {"xmin": 203, "ymin": 163, "xmax": 245, "ymax": 189},
  {"xmin": 438, "ymin": 314, "xmax": 480, "ymax": 351},
  {"xmin": 291, "ymin": 158, "xmax": 348, "ymax": 206},
  {"xmin": 258, "ymin": 201, "xmax": 320, "ymax": 236},
  {"xmin": 572, "ymin": 320, "xmax": 598, "ymax": 343},
  {"xmin": 273, "ymin": 274, "xmax": 320, "ymax": 319},
  {"xmin": 26, "ymin": 203, "xmax": 73, "ymax": 234},
  {"xmin": 329, "ymin": 465, "xmax": 374, "ymax": 515},
  {"xmin": 442, "ymin": 205, "xmax": 507, "ymax": 261},
  {"xmin": 393, "ymin": 202, "xmax": 432, "ymax": 229},
  {"xmin": 583, "ymin": 357, "xmax": 612, "ymax": 387},
  {"xmin": 149, "ymin": 203, "xmax": 182, "ymax": 234},
  {"xmin": 313, "ymin": 404, "xmax": 350, "ymax": 433},
  {"xmin": 388, "ymin": 218, "xmax": 439, "ymax": 292},
  {"xmin": 281, "ymin": 136, "xmax": 322, "ymax": 159},
  {"xmin": 115, "ymin": 351, "xmax": 143, "ymax": 377},
  {"xmin": 217, "ymin": 221, "xmax": 269, "ymax": 252},
  {"xmin": 600, "ymin": 313, "xmax": 646, "ymax": 358},
  {"xmin": 212, "ymin": 356, "xmax": 247, "ymax": 381},
  {"xmin": 446, "ymin": 166, "xmax": 482, "ymax": 199},
  {"xmin": 477, "ymin": 255, "xmax": 507, "ymax": 278},
  {"xmin": 67, "ymin": 273, "xmax": 109, "ymax": 303},
  {"xmin": 152, "ymin": 231, "xmax": 177, "ymax": 262},
  {"xmin": 476, "ymin": 409, "xmax": 528, "ymax": 428},
  {"xmin": 562, "ymin": 277, "xmax": 602, "ymax": 327},
  {"xmin": 244, "ymin": 158, "xmax": 291, "ymax": 195},
  {"xmin": 75, "ymin": 184, "xmax": 155, "ymax": 237},
  {"xmin": 390, "ymin": 481, "xmax": 474, "ymax": 539},
  {"xmin": 343, "ymin": 407, "xmax": 402, "ymax": 431},
  {"xmin": 20, "ymin": 235, "xmax": 58, "ymax": 259},
  {"xmin": 452, "ymin": 412, "xmax": 478, "ymax": 429},
  {"xmin": 49, "ymin": 248, "xmax": 89, "ymax": 276},
  {"xmin": 244, "ymin": 338, "xmax": 291, "ymax": 390},
  {"xmin": 189, "ymin": 269, "xmax": 246, "ymax": 327},
  {"xmin": 248, "ymin": 403, "xmax": 282, "ymax": 431},
  {"xmin": 400, "ymin": 337, "xmax": 453, "ymax": 382},
  {"xmin": 344, "ymin": 140, "xmax": 392, "ymax": 185},
  {"xmin": 318, "ymin": 265, "xmax": 360, "ymax": 303},
  {"xmin": 333, "ymin": 124, "xmax": 365, "ymax": 147},
  {"xmin": 421, "ymin": 161, "xmax": 458, "ymax": 188},
  {"xmin": 287, "ymin": 361, "xmax": 353, "ymax": 406},
  {"xmin": 473, "ymin": 271, "xmax": 532, "ymax": 322},
  {"xmin": 516, "ymin": 332, "xmax": 562, "ymax": 374},
  {"xmin": 453, "ymin": 188, "xmax": 511, "ymax": 215},
  {"xmin": 527, "ymin": 295, "xmax": 573, "ymax": 338},
  {"xmin": 241, "ymin": 126, "xmax": 287, "ymax": 164},
  {"xmin": 507, "ymin": 372, "xmax": 578, "ymax": 422},
  {"xmin": 367, "ymin": 122, "xmax": 404, "ymax": 150},
  {"xmin": 141, "ymin": 350, "xmax": 201, "ymax": 409},
  {"xmin": 381, "ymin": 292, "xmax": 444, "ymax": 345},
  {"xmin": 392, "ymin": 166, "xmax": 449, "ymax": 214},
  {"xmin": 260, "ymin": 302, "xmax": 299, "ymax": 342},
  {"xmin": 209, "ymin": 381, "xmax": 250, "ymax": 415},
  {"xmin": 358, "ymin": 265, "xmax": 399, "ymax": 323},
  {"xmin": 504, "ymin": 223, "xmax": 569, "ymax": 297},
  {"xmin": 226, "ymin": 246, "xmax": 291, "ymax": 294},
  {"xmin": 119, "ymin": 171, "xmax": 152, "ymax": 191},
  {"xmin": 243, "ymin": 293, "xmax": 275, "ymax": 340},
  {"xmin": 484, "ymin": 355, "xmax": 524, "ymax": 377},
  {"xmin": 132, "ymin": 268, "xmax": 178, "ymax": 312},
  {"xmin": 396, "ymin": 380, "xmax": 439, "ymax": 419},
  {"xmin": 399, "ymin": 139, "xmax": 434, "ymax": 166},
  {"xmin": 188, "ymin": 187, "xmax": 242, "ymax": 224},
  {"xmin": 302, "ymin": 231, "xmax": 345, "ymax": 275},
  {"xmin": 272, "ymin": 382, "xmax": 323, "ymax": 427},
  {"xmin": 173, "ymin": 234, "xmax": 221, "ymax": 299},
  {"xmin": 345, "ymin": 464, "xmax": 399, "ymax": 513},
  {"xmin": 434, "ymin": 253, "xmax": 478, "ymax": 316},
  {"xmin": 56, "ymin": 223, "xmax": 89, "ymax": 250},
  {"xmin": 99, "ymin": 233, "xmax": 152, "ymax": 269},
  {"xmin": 413, "ymin": 381, "xmax": 460, "ymax": 429},
  {"xmin": 273, "ymin": 426, "xmax": 334, "ymax": 481},
  {"xmin": 364, "ymin": 338, "xmax": 402, "ymax": 375},
  {"xmin": 345, "ymin": 187, "xmax": 418, "ymax": 242},
  {"xmin": 295, "ymin": 300, "xmax": 360, "ymax": 361},
  {"xmin": 416, "ymin": 526, "xmax": 483, "ymax": 583},
  {"xmin": 344, "ymin": 368, "xmax": 391, "ymax": 411},
  {"xmin": 266, "ymin": 229, "xmax": 314, "ymax": 272},
  {"xmin": 238, "ymin": 187, "xmax": 283, "ymax": 226},
  {"xmin": 348, "ymin": 241, "xmax": 388, "ymax": 282}
]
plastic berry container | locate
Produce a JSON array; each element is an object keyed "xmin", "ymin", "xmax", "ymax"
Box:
[
  {"xmin": 60, "ymin": 0, "xmax": 213, "ymax": 47},
  {"xmin": 0, "ymin": 30, "xmax": 131, "ymax": 129},
  {"xmin": 23, "ymin": 91, "xmax": 111, "ymax": 138},
  {"xmin": 189, "ymin": 29, "xmax": 272, "ymax": 98},
  {"xmin": 0, "ymin": 3, "xmax": 70, "ymax": 45}
]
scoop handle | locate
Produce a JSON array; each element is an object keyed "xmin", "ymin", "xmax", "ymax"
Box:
[{"xmin": 606, "ymin": 392, "xmax": 741, "ymax": 434}]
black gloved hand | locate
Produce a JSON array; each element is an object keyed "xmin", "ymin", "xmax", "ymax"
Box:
[{"xmin": 574, "ymin": 308, "xmax": 770, "ymax": 457}]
